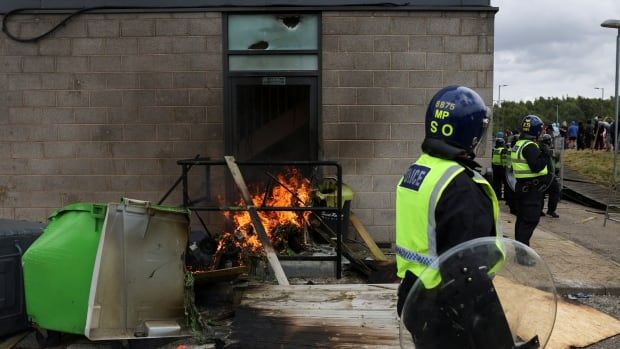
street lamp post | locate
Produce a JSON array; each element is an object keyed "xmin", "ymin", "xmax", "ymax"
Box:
[
  {"xmin": 601, "ymin": 20, "xmax": 619, "ymax": 155},
  {"xmin": 498, "ymin": 84, "xmax": 509, "ymax": 131},
  {"xmin": 601, "ymin": 19, "xmax": 620, "ymax": 226},
  {"xmin": 594, "ymin": 87, "xmax": 605, "ymax": 100}
]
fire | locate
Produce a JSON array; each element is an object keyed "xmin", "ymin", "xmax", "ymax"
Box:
[{"xmin": 220, "ymin": 168, "xmax": 312, "ymax": 258}]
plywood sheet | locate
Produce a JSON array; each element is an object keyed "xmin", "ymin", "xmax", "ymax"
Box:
[{"xmin": 231, "ymin": 283, "xmax": 620, "ymax": 349}]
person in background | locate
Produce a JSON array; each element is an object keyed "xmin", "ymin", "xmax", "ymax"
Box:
[
  {"xmin": 577, "ymin": 121, "xmax": 585, "ymax": 150},
  {"xmin": 559, "ymin": 121, "xmax": 568, "ymax": 148},
  {"xmin": 610, "ymin": 119, "xmax": 617, "ymax": 152},
  {"xmin": 584, "ymin": 119, "xmax": 594, "ymax": 149},
  {"xmin": 540, "ymin": 134, "xmax": 560, "ymax": 218},
  {"xmin": 491, "ymin": 138, "xmax": 507, "ymax": 200},
  {"xmin": 511, "ymin": 115, "xmax": 550, "ymax": 265},
  {"xmin": 594, "ymin": 117, "xmax": 606, "ymax": 150},
  {"xmin": 567, "ymin": 121, "xmax": 578, "ymax": 149},
  {"xmin": 603, "ymin": 117, "xmax": 612, "ymax": 151}
]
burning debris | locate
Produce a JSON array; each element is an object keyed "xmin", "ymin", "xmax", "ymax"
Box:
[{"xmin": 188, "ymin": 167, "xmax": 315, "ymax": 273}]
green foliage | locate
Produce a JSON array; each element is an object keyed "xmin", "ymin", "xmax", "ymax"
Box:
[{"xmin": 493, "ymin": 96, "xmax": 616, "ymax": 132}]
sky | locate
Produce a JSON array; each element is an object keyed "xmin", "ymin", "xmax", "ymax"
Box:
[{"xmin": 491, "ymin": 0, "xmax": 620, "ymax": 102}]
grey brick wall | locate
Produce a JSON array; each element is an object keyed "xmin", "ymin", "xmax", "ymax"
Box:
[
  {"xmin": 322, "ymin": 11, "xmax": 495, "ymax": 244},
  {"xmin": 0, "ymin": 12, "xmax": 224, "ymax": 221},
  {"xmin": 0, "ymin": 10, "xmax": 494, "ymax": 245}
]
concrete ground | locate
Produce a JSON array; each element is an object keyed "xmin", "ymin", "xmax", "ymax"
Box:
[{"xmin": 500, "ymin": 199, "xmax": 620, "ymax": 349}]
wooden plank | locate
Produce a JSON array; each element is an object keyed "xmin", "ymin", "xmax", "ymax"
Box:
[
  {"xmin": 192, "ymin": 266, "xmax": 248, "ymax": 285},
  {"xmin": 231, "ymin": 284, "xmax": 400, "ymax": 348},
  {"xmin": 224, "ymin": 156, "xmax": 289, "ymax": 286},
  {"xmin": 350, "ymin": 212, "xmax": 387, "ymax": 261},
  {"xmin": 231, "ymin": 283, "xmax": 620, "ymax": 349},
  {"xmin": 494, "ymin": 276, "xmax": 620, "ymax": 349}
]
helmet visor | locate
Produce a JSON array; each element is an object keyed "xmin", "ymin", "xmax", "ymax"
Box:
[{"xmin": 473, "ymin": 116, "xmax": 490, "ymax": 157}]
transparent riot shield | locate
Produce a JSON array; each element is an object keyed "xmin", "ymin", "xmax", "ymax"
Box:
[
  {"xmin": 399, "ymin": 237, "xmax": 556, "ymax": 349},
  {"xmin": 505, "ymin": 166, "xmax": 517, "ymax": 192}
]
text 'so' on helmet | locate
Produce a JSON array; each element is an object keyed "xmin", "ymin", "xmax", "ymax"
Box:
[
  {"xmin": 521, "ymin": 115, "xmax": 544, "ymax": 139},
  {"xmin": 424, "ymin": 85, "xmax": 489, "ymax": 154}
]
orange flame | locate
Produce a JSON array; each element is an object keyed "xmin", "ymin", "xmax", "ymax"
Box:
[{"xmin": 219, "ymin": 168, "xmax": 312, "ymax": 258}]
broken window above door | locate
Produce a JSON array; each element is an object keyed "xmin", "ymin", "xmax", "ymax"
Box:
[{"xmin": 228, "ymin": 14, "xmax": 319, "ymax": 51}]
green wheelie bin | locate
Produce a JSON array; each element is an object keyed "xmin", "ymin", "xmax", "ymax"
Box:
[{"xmin": 22, "ymin": 203, "xmax": 106, "ymax": 335}]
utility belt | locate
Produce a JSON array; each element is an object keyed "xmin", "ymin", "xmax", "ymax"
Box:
[{"xmin": 516, "ymin": 175, "xmax": 552, "ymax": 193}]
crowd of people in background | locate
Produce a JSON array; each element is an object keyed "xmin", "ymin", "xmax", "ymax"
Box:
[{"xmin": 559, "ymin": 117, "xmax": 618, "ymax": 151}]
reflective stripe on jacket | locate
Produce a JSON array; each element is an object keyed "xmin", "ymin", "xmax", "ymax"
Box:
[{"xmin": 395, "ymin": 154, "xmax": 503, "ymax": 289}]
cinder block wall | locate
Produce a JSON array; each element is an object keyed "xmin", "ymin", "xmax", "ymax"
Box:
[
  {"xmin": 321, "ymin": 11, "xmax": 494, "ymax": 243},
  {"xmin": 0, "ymin": 12, "xmax": 224, "ymax": 220}
]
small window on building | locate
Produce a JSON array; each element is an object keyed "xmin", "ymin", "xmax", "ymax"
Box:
[{"xmin": 229, "ymin": 55, "xmax": 318, "ymax": 71}]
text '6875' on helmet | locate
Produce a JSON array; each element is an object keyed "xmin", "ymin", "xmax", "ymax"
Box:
[
  {"xmin": 521, "ymin": 115, "xmax": 544, "ymax": 138},
  {"xmin": 424, "ymin": 86, "xmax": 489, "ymax": 153}
]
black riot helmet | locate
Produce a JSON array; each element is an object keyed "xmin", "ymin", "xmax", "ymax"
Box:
[
  {"xmin": 521, "ymin": 115, "xmax": 544, "ymax": 139},
  {"xmin": 424, "ymin": 86, "xmax": 490, "ymax": 155}
]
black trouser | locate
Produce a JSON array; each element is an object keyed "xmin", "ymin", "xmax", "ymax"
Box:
[
  {"xmin": 515, "ymin": 181, "xmax": 544, "ymax": 246},
  {"xmin": 542, "ymin": 178, "xmax": 560, "ymax": 213},
  {"xmin": 492, "ymin": 165, "xmax": 505, "ymax": 200}
]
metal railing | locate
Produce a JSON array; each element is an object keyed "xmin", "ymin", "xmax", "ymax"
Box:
[{"xmin": 169, "ymin": 157, "xmax": 345, "ymax": 278}]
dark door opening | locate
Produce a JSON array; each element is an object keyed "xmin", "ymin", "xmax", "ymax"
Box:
[{"xmin": 228, "ymin": 76, "xmax": 318, "ymax": 162}]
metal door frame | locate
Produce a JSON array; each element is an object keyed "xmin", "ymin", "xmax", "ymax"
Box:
[
  {"xmin": 223, "ymin": 12, "xmax": 322, "ymax": 160},
  {"xmin": 228, "ymin": 75, "xmax": 319, "ymax": 161}
]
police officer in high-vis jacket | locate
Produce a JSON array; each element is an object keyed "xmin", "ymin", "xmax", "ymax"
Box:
[
  {"xmin": 396, "ymin": 85, "xmax": 502, "ymax": 316},
  {"xmin": 511, "ymin": 115, "xmax": 549, "ymax": 264}
]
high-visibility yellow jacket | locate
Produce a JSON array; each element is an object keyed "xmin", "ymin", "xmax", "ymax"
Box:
[
  {"xmin": 395, "ymin": 154, "xmax": 502, "ymax": 288},
  {"xmin": 510, "ymin": 140, "xmax": 548, "ymax": 178},
  {"xmin": 492, "ymin": 146, "xmax": 507, "ymax": 166}
]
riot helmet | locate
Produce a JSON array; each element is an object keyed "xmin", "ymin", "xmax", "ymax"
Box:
[
  {"xmin": 495, "ymin": 138, "xmax": 505, "ymax": 147},
  {"xmin": 541, "ymin": 133, "xmax": 552, "ymax": 146},
  {"xmin": 521, "ymin": 115, "xmax": 544, "ymax": 139},
  {"xmin": 424, "ymin": 86, "xmax": 489, "ymax": 155}
]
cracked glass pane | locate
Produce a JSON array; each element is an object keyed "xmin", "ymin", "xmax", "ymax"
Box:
[
  {"xmin": 228, "ymin": 14, "xmax": 319, "ymax": 50},
  {"xmin": 229, "ymin": 55, "xmax": 318, "ymax": 71}
]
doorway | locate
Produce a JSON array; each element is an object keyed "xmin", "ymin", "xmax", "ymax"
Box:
[{"xmin": 228, "ymin": 76, "xmax": 318, "ymax": 162}]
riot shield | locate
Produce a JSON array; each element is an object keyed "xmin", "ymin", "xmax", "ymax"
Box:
[
  {"xmin": 399, "ymin": 237, "xmax": 556, "ymax": 349},
  {"xmin": 505, "ymin": 166, "xmax": 517, "ymax": 191}
]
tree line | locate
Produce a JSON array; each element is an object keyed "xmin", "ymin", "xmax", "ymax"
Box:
[{"xmin": 493, "ymin": 96, "xmax": 617, "ymax": 132}]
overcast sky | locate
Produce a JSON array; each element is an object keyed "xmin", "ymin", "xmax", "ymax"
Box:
[{"xmin": 491, "ymin": 0, "xmax": 620, "ymax": 102}]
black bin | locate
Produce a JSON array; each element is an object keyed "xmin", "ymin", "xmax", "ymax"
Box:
[{"xmin": 0, "ymin": 219, "xmax": 45, "ymax": 337}]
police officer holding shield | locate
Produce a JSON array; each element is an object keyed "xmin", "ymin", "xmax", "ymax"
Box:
[
  {"xmin": 511, "ymin": 115, "xmax": 550, "ymax": 264},
  {"xmin": 395, "ymin": 85, "xmax": 501, "ymax": 316}
]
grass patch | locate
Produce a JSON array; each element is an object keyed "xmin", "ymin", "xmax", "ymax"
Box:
[{"xmin": 563, "ymin": 149, "xmax": 614, "ymax": 185}]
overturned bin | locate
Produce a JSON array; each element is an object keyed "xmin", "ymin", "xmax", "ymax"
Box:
[
  {"xmin": 22, "ymin": 199, "xmax": 191, "ymax": 340},
  {"xmin": 22, "ymin": 203, "xmax": 106, "ymax": 335},
  {"xmin": 85, "ymin": 199, "xmax": 190, "ymax": 340}
]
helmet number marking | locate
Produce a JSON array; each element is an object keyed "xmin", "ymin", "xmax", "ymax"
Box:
[{"xmin": 435, "ymin": 101, "xmax": 456, "ymax": 110}]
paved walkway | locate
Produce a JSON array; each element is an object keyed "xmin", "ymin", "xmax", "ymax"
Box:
[{"xmin": 500, "ymin": 204, "xmax": 620, "ymax": 295}]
